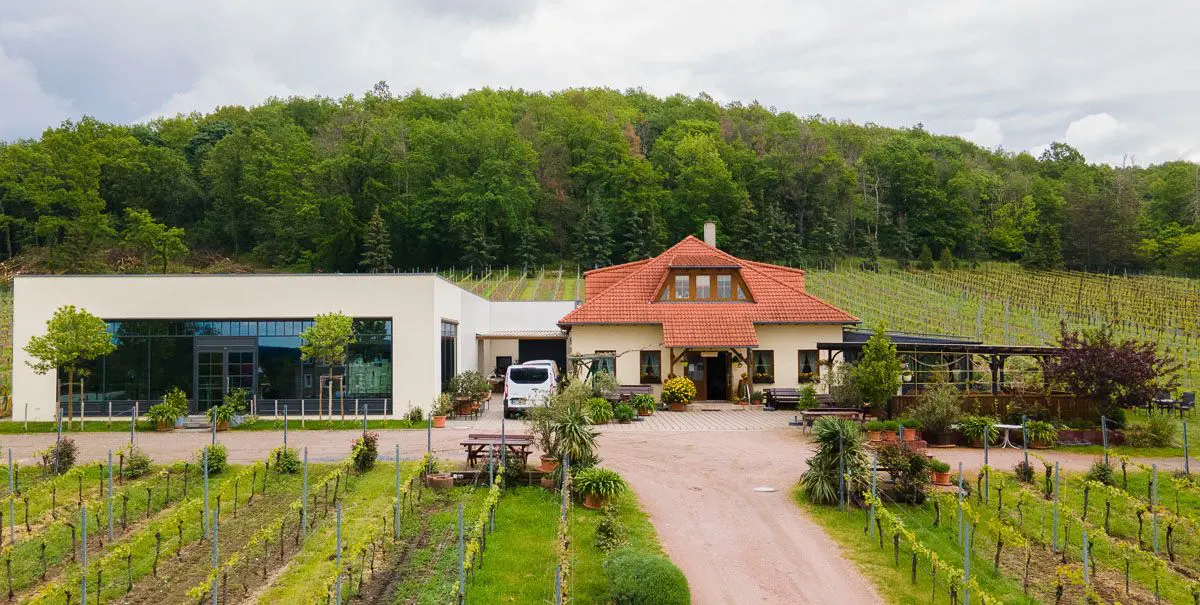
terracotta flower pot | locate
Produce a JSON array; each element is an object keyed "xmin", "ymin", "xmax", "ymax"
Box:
[
  {"xmin": 669, "ymin": 403, "xmax": 689, "ymax": 412},
  {"xmin": 1031, "ymin": 441, "xmax": 1053, "ymax": 450},
  {"xmin": 431, "ymin": 415, "xmax": 447, "ymax": 428},
  {"xmin": 540, "ymin": 476, "xmax": 558, "ymax": 491},
  {"xmin": 867, "ymin": 430, "xmax": 882, "ymax": 442},
  {"xmin": 425, "ymin": 473, "xmax": 454, "ymax": 490},
  {"xmin": 215, "ymin": 420, "xmax": 229, "ymax": 432},
  {"xmin": 638, "ymin": 409, "xmax": 653, "ymax": 416},
  {"xmin": 903, "ymin": 430, "xmax": 919, "ymax": 442},
  {"xmin": 538, "ymin": 455, "xmax": 559, "ymax": 473},
  {"xmin": 931, "ymin": 471, "xmax": 952, "ymax": 486},
  {"xmin": 155, "ymin": 420, "xmax": 174, "ymax": 432},
  {"xmin": 583, "ymin": 493, "xmax": 609, "ymax": 509},
  {"xmin": 882, "ymin": 432, "xmax": 898, "ymax": 442}
]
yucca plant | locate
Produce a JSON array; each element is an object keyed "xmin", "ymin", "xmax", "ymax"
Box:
[
  {"xmin": 960, "ymin": 415, "xmax": 999, "ymax": 446},
  {"xmin": 799, "ymin": 417, "xmax": 869, "ymax": 506}
]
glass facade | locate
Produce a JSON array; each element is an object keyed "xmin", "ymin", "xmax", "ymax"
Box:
[{"xmin": 75, "ymin": 318, "xmax": 392, "ymax": 411}]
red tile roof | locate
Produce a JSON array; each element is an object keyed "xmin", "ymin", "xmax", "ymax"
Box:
[
  {"xmin": 559, "ymin": 236, "xmax": 858, "ymax": 347},
  {"xmin": 669, "ymin": 254, "xmax": 740, "ymax": 268}
]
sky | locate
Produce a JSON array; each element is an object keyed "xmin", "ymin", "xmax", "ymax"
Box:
[{"xmin": 2, "ymin": 0, "xmax": 1199, "ymax": 165}]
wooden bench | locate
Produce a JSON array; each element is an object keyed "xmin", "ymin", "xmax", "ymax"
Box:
[
  {"xmin": 617, "ymin": 385, "xmax": 654, "ymax": 402},
  {"xmin": 764, "ymin": 388, "xmax": 800, "ymax": 409},
  {"xmin": 797, "ymin": 407, "xmax": 867, "ymax": 431},
  {"xmin": 461, "ymin": 435, "xmax": 534, "ymax": 467}
]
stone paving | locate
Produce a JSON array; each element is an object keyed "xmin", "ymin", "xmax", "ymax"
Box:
[{"xmin": 458, "ymin": 402, "xmax": 798, "ymax": 432}]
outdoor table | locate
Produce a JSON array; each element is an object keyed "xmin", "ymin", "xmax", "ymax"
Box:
[
  {"xmin": 460, "ymin": 437, "xmax": 533, "ymax": 467},
  {"xmin": 994, "ymin": 423, "xmax": 1023, "ymax": 449}
]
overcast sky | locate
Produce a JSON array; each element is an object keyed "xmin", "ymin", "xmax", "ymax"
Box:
[{"xmin": 3, "ymin": 0, "xmax": 1199, "ymax": 165}]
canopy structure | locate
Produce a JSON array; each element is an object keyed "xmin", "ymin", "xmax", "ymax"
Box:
[{"xmin": 816, "ymin": 341, "xmax": 1064, "ymax": 394}]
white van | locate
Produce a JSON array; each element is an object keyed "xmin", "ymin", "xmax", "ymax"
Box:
[
  {"xmin": 504, "ymin": 364, "xmax": 555, "ymax": 418},
  {"xmin": 519, "ymin": 359, "xmax": 560, "ymax": 381}
]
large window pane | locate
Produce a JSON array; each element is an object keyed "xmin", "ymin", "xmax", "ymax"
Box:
[
  {"xmin": 105, "ymin": 334, "xmax": 149, "ymax": 401},
  {"xmin": 149, "ymin": 337, "xmax": 193, "ymax": 399}
]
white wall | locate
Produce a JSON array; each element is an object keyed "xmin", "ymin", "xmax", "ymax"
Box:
[
  {"xmin": 489, "ymin": 301, "xmax": 577, "ymax": 332},
  {"xmin": 753, "ymin": 324, "xmax": 845, "ymax": 392},
  {"xmin": 568, "ymin": 324, "xmax": 666, "ymax": 390},
  {"xmin": 13, "ymin": 274, "xmax": 553, "ymax": 420}
]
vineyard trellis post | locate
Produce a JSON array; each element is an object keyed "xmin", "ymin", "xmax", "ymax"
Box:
[
  {"xmin": 283, "ymin": 407, "xmax": 288, "ymax": 447},
  {"xmin": 838, "ymin": 431, "xmax": 846, "ymax": 512},
  {"xmin": 81, "ymin": 503, "xmax": 87, "ymax": 605},
  {"xmin": 203, "ymin": 449, "xmax": 209, "ymax": 534},
  {"xmin": 457, "ymin": 501, "xmax": 464, "ymax": 605},
  {"xmin": 1152, "ymin": 464, "xmax": 1159, "ymax": 554},
  {"xmin": 55, "ymin": 411, "xmax": 62, "ymax": 475},
  {"xmin": 1053, "ymin": 462, "xmax": 1060, "ymax": 552},
  {"xmin": 1102, "ymin": 416, "xmax": 1109, "ymax": 465},
  {"xmin": 7, "ymin": 449, "xmax": 13, "ymax": 541},
  {"xmin": 107, "ymin": 450, "xmax": 114, "ymax": 541},
  {"xmin": 302, "ymin": 447, "xmax": 308, "ymax": 539},
  {"xmin": 336, "ymin": 502, "xmax": 342, "ymax": 605},
  {"xmin": 957, "ymin": 462, "xmax": 964, "ymax": 543},
  {"xmin": 394, "ymin": 444, "xmax": 401, "ymax": 541},
  {"xmin": 1082, "ymin": 528, "xmax": 1090, "ymax": 586},
  {"xmin": 212, "ymin": 506, "xmax": 219, "ymax": 605},
  {"xmin": 1184, "ymin": 421, "xmax": 1191, "ymax": 477},
  {"xmin": 868, "ymin": 453, "xmax": 877, "ymax": 539},
  {"xmin": 131, "ymin": 402, "xmax": 137, "ymax": 447},
  {"xmin": 983, "ymin": 428, "xmax": 990, "ymax": 503},
  {"xmin": 1021, "ymin": 415, "xmax": 1028, "ymax": 467},
  {"xmin": 963, "ymin": 521, "xmax": 972, "ymax": 605}
]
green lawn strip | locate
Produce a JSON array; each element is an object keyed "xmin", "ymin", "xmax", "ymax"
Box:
[
  {"xmin": 0, "ymin": 465, "xmax": 193, "ymax": 595},
  {"xmin": 467, "ymin": 487, "xmax": 557, "ymax": 603},
  {"xmin": 795, "ymin": 487, "xmax": 1038, "ymax": 605},
  {"xmin": 19, "ymin": 462, "xmax": 259, "ymax": 604},
  {"xmin": 390, "ymin": 486, "xmax": 487, "ymax": 605},
  {"xmin": 116, "ymin": 469, "xmax": 310, "ymax": 605},
  {"xmin": 0, "ymin": 421, "xmax": 158, "ymax": 434},
  {"xmin": 3, "ymin": 464, "xmax": 109, "ymax": 534},
  {"xmin": 256, "ymin": 464, "xmax": 407, "ymax": 604},
  {"xmin": 568, "ymin": 490, "xmax": 665, "ymax": 603},
  {"xmin": 233, "ymin": 418, "xmax": 424, "ymax": 431}
]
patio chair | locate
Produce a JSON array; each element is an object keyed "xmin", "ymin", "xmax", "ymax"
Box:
[{"xmin": 1180, "ymin": 392, "xmax": 1195, "ymax": 415}]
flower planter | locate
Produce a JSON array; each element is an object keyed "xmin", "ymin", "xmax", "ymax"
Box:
[
  {"xmin": 669, "ymin": 403, "xmax": 689, "ymax": 412},
  {"xmin": 215, "ymin": 420, "xmax": 230, "ymax": 432},
  {"xmin": 866, "ymin": 431, "xmax": 882, "ymax": 442},
  {"xmin": 431, "ymin": 415, "xmax": 447, "ymax": 429},
  {"xmin": 425, "ymin": 473, "xmax": 455, "ymax": 490},
  {"xmin": 931, "ymin": 471, "xmax": 953, "ymax": 486},
  {"xmin": 927, "ymin": 431, "xmax": 958, "ymax": 448},
  {"xmin": 540, "ymin": 476, "xmax": 558, "ymax": 491},
  {"xmin": 583, "ymin": 493, "xmax": 610, "ymax": 509},
  {"xmin": 538, "ymin": 455, "xmax": 559, "ymax": 473},
  {"xmin": 1031, "ymin": 441, "xmax": 1054, "ymax": 450},
  {"xmin": 637, "ymin": 409, "xmax": 653, "ymax": 417},
  {"xmin": 902, "ymin": 431, "xmax": 919, "ymax": 442},
  {"xmin": 154, "ymin": 420, "xmax": 174, "ymax": 432},
  {"xmin": 882, "ymin": 432, "xmax": 898, "ymax": 442}
]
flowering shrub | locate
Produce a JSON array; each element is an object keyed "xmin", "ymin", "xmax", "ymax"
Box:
[
  {"xmin": 351, "ymin": 431, "xmax": 380, "ymax": 472},
  {"xmin": 660, "ymin": 377, "xmax": 696, "ymax": 406}
]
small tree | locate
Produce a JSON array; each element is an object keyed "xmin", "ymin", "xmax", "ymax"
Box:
[
  {"xmin": 24, "ymin": 305, "xmax": 116, "ymax": 426},
  {"xmin": 937, "ymin": 247, "xmax": 955, "ymax": 271},
  {"xmin": 852, "ymin": 326, "xmax": 903, "ymax": 416},
  {"xmin": 916, "ymin": 244, "xmax": 934, "ymax": 270},
  {"xmin": 300, "ymin": 312, "xmax": 356, "ymax": 420},
  {"xmin": 122, "ymin": 208, "xmax": 188, "ymax": 273},
  {"xmin": 359, "ymin": 207, "xmax": 392, "ymax": 273},
  {"xmin": 1043, "ymin": 323, "xmax": 1180, "ymax": 425}
]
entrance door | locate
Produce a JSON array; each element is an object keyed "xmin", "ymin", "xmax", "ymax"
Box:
[
  {"xmin": 195, "ymin": 339, "xmax": 257, "ymax": 412},
  {"xmin": 685, "ymin": 353, "xmax": 706, "ymax": 399},
  {"xmin": 705, "ymin": 353, "xmax": 729, "ymax": 400}
]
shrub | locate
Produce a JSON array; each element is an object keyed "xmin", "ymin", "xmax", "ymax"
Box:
[
  {"xmin": 877, "ymin": 443, "xmax": 931, "ymax": 504},
  {"xmin": 1124, "ymin": 413, "xmax": 1178, "ymax": 447},
  {"xmin": 589, "ymin": 371, "xmax": 621, "ymax": 400},
  {"xmin": 200, "ymin": 444, "xmax": 228, "ymax": 475},
  {"xmin": 864, "ymin": 420, "xmax": 886, "ymax": 432},
  {"xmin": 630, "ymin": 394, "xmax": 656, "ymax": 413},
  {"xmin": 824, "ymin": 362, "xmax": 864, "ymax": 407},
  {"xmin": 929, "ymin": 459, "xmax": 951, "ymax": 474},
  {"xmin": 124, "ymin": 446, "xmax": 153, "ymax": 478},
  {"xmin": 1013, "ymin": 460, "xmax": 1035, "ymax": 483},
  {"xmin": 449, "ymin": 370, "xmax": 492, "ymax": 401},
  {"xmin": 432, "ymin": 393, "xmax": 453, "ymax": 417},
  {"xmin": 225, "ymin": 387, "xmax": 251, "ymax": 415},
  {"xmin": 351, "ymin": 431, "xmax": 380, "ymax": 472},
  {"xmin": 502, "ymin": 457, "xmax": 528, "ymax": 486},
  {"xmin": 797, "ymin": 385, "xmax": 819, "ymax": 410},
  {"xmin": 587, "ymin": 398, "xmax": 614, "ymax": 424},
  {"xmin": 1024, "ymin": 420, "xmax": 1059, "ymax": 445},
  {"xmin": 546, "ymin": 381, "xmax": 599, "ymax": 466},
  {"xmin": 959, "ymin": 415, "xmax": 999, "ymax": 445},
  {"xmin": 660, "ymin": 377, "xmax": 696, "ymax": 406},
  {"xmin": 604, "ymin": 548, "xmax": 690, "ymax": 605},
  {"xmin": 271, "ymin": 446, "xmax": 302, "ymax": 474},
  {"xmin": 405, "ymin": 406, "xmax": 424, "ymax": 423},
  {"xmin": 40, "ymin": 438, "xmax": 77, "ymax": 474},
  {"xmin": 594, "ymin": 504, "xmax": 629, "ymax": 553},
  {"xmin": 614, "ymin": 403, "xmax": 636, "ymax": 423},
  {"xmin": 909, "ymin": 384, "xmax": 961, "ymax": 434},
  {"xmin": 799, "ymin": 418, "xmax": 869, "ymax": 506},
  {"xmin": 1084, "ymin": 460, "xmax": 1116, "ymax": 486},
  {"xmin": 574, "ymin": 467, "xmax": 627, "ymax": 501}
]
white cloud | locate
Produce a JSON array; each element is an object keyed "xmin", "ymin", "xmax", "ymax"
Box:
[
  {"xmin": 958, "ymin": 118, "xmax": 1003, "ymax": 149},
  {"xmin": 0, "ymin": 0, "xmax": 1199, "ymax": 165},
  {"xmin": 0, "ymin": 45, "xmax": 71, "ymax": 139}
]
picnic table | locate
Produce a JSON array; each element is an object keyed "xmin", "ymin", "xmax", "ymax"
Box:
[
  {"xmin": 798, "ymin": 407, "xmax": 865, "ymax": 431},
  {"xmin": 460, "ymin": 433, "xmax": 534, "ymax": 467}
]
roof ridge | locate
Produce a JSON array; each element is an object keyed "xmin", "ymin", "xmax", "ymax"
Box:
[
  {"xmin": 583, "ymin": 258, "xmax": 651, "ymax": 276},
  {"xmin": 566, "ymin": 237, "xmax": 703, "ymax": 314}
]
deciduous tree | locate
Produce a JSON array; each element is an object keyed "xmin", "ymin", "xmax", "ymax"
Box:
[
  {"xmin": 24, "ymin": 305, "xmax": 116, "ymax": 426},
  {"xmin": 300, "ymin": 312, "xmax": 356, "ymax": 420}
]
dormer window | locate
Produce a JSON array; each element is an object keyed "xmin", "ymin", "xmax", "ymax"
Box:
[{"xmin": 658, "ymin": 270, "xmax": 752, "ymax": 302}]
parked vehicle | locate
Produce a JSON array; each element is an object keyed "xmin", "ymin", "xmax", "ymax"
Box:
[
  {"xmin": 504, "ymin": 364, "xmax": 555, "ymax": 418},
  {"xmin": 520, "ymin": 359, "xmax": 560, "ymax": 381}
]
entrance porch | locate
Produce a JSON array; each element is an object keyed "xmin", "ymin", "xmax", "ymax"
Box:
[{"xmin": 667, "ymin": 347, "xmax": 754, "ymax": 402}]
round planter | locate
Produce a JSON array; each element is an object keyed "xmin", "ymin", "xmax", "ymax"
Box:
[
  {"xmin": 1031, "ymin": 441, "xmax": 1054, "ymax": 450},
  {"xmin": 215, "ymin": 420, "xmax": 230, "ymax": 432},
  {"xmin": 882, "ymin": 432, "xmax": 898, "ymax": 442},
  {"xmin": 927, "ymin": 431, "xmax": 958, "ymax": 448},
  {"xmin": 637, "ymin": 409, "xmax": 653, "ymax": 417},
  {"xmin": 931, "ymin": 471, "xmax": 952, "ymax": 486},
  {"xmin": 425, "ymin": 473, "xmax": 454, "ymax": 491},
  {"xmin": 618, "ymin": 419, "xmax": 631, "ymax": 424},
  {"xmin": 540, "ymin": 476, "xmax": 558, "ymax": 491},
  {"xmin": 431, "ymin": 415, "xmax": 447, "ymax": 429},
  {"xmin": 902, "ymin": 431, "xmax": 919, "ymax": 442},
  {"xmin": 154, "ymin": 420, "xmax": 174, "ymax": 432},
  {"xmin": 968, "ymin": 439, "xmax": 984, "ymax": 448},
  {"xmin": 669, "ymin": 403, "xmax": 689, "ymax": 412},
  {"xmin": 538, "ymin": 456, "xmax": 559, "ymax": 473},
  {"xmin": 866, "ymin": 431, "xmax": 882, "ymax": 442},
  {"xmin": 582, "ymin": 493, "xmax": 609, "ymax": 509}
]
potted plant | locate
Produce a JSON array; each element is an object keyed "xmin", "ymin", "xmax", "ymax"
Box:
[
  {"xmin": 930, "ymin": 459, "xmax": 952, "ymax": 486},
  {"xmin": 908, "ymin": 383, "xmax": 962, "ymax": 447},
  {"xmin": 631, "ymin": 394, "xmax": 656, "ymax": 417},
  {"xmin": 797, "ymin": 385, "xmax": 819, "ymax": 410},
  {"xmin": 426, "ymin": 472, "xmax": 455, "ymax": 490},
  {"xmin": 1025, "ymin": 420, "xmax": 1058, "ymax": 449},
  {"xmin": 880, "ymin": 420, "xmax": 899, "ymax": 442},
  {"xmin": 748, "ymin": 390, "xmax": 765, "ymax": 407},
  {"xmin": 431, "ymin": 394, "xmax": 451, "ymax": 428},
  {"xmin": 864, "ymin": 420, "xmax": 885, "ymax": 442},
  {"xmin": 574, "ymin": 467, "xmax": 627, "ymax": 509},
  {"xmin": 528, "ymin": 407, "xmax": 560, "ymax": 472},
  {"xmin": 450, "ymin": 371, "xmax": 490, "ymax": 415},
  {"xmin": 148, "ymin": 387, "xmax": 188, "ymax": 431},
  {"xmin": 614, "ymin": 403, "xmax": 635, "ymax": 424},
  {"xmin": 900, "ymin": 419, "xmax": 921, "ymax": 442},
  {"xmin": 588, "ymin": 398, "xmax": 614, "ymax": 425},
  {"xmin": 205, "ymin": 402, "xmax": 235, "ymax": 431},
  {"xmin": 661, "ymin": 377, "xmax": 697, "ymax": 412},
  {"xmin": 960, "ymin": 415, "xmax": 999, "ymax": 448}
]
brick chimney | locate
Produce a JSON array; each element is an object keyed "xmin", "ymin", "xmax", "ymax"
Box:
[{"xmin": 703, "ymin": 221, "xmax": 717, "ymax": 247}]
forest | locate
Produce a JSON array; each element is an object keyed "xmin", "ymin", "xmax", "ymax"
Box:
[{"xmin": 0, "ymin": 83, "xmax": 1197, "ymax": 276}]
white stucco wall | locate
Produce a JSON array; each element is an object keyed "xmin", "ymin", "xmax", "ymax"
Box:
[
  {"xmin": 567, "ymin": 324, "xmax": 667, "ymax": 390},
  {"xmin": 12, "ymin": 274, "xmax": 552, "ymax": 420},
  {"xmin": 489, "ymin": 301, "xmax": 577, "ymax": 332},
  {"xmin": 753, "ymin": 324, "xmax": 845, "ymax": 392}
]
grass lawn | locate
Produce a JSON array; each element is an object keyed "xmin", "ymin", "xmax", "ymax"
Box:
[
  {"xmin": 0, "ymin": 419, "xmax": 428, "ymax": 433},
  {"xmin": 467, "ymin": 487, "xmax": 665, "ymax": 604},
  {"xmin": 233, "ymin": 418, "xmax": 426, "ymax": 431},
  {"xmin": 389, "ymin": 486, "xmax": 487, "ymax": 604},
  {"xmin": 1058, "ymin": 409, "xmax": 1198, "ymax": 459}
]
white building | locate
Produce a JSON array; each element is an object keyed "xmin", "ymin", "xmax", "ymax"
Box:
[{"xmin": 12, "ymin": 273, "xmax": 574, "ymax": 421}]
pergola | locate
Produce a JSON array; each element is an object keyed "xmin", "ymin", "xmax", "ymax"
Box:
[{"xmin": 816, "ymin": 341, "xmax": 1064, "ymax": 394}]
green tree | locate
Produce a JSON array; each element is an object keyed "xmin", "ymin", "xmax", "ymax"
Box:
[
  {"xmin": 24, "ymin": 305, "xmax": 116, "ymax": 427},
  {"xmin": 916, "ymin": 243, "xmax": 934, "ymax": 270},
  {"xmin": 852, "ymin": 326, "xmax": 903, "ymax": 416},
  {"xmin": 299, "ymin": 312, "xmax": 356, "ymax": 420},
  {"xmin": 122, "ymin": 208, "xmax": 188, "ymax": 272},
  {"xmin": 937, "ymin": 247, "xmax": 955, "ymax": 271},
  {"xmin": 359, "ymin": 206, "xmax": 392, "ymax": 272},
  {"xmin": 575, "ymin": 201, "xmax": 612, "ymax": 268}
]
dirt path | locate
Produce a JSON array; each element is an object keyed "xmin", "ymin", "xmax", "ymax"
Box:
[{"xmin": 598, "ymin": 430, "xmax": 884, "ymax": 605}]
